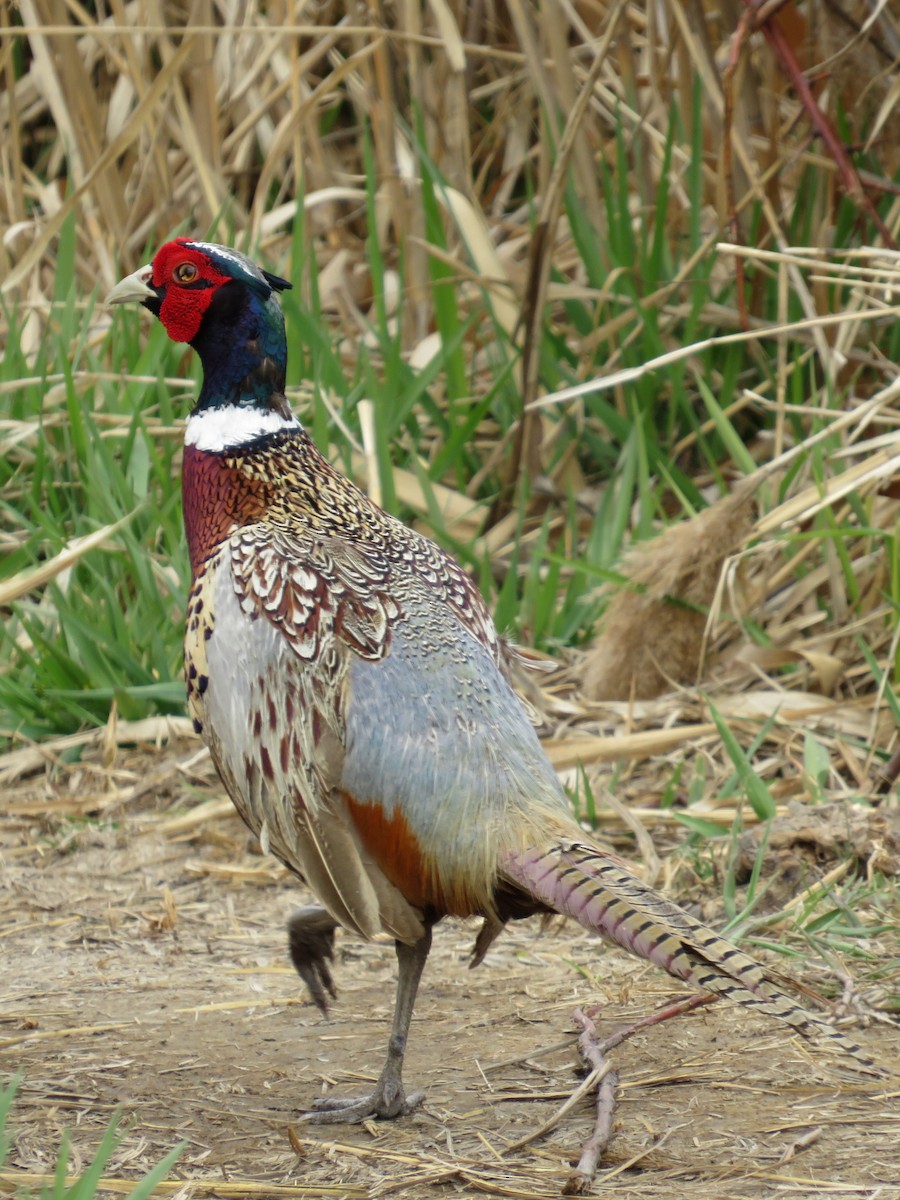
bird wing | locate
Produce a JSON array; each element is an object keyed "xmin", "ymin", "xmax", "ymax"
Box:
[
  {"xmin": 191, "ymin": 531, "xmax": 424, "ymax": 944},
  {"xmin": 200, "ymin": 523, "xmax": 573, "ymax": 924},
  {"xmin": 338, "ymin": 584, "xmax": 573, "ymax": 916}
]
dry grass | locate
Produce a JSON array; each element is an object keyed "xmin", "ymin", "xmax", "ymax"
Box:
[
  {"xmin": 2, "ymin": 5, "xmax": 900, "ymax": 1189},
  {"xmin": 3, "ymin": 3, "xmax": 899, "ymax": 302},
  {"xmin": 2, "ymin": 0, "xmax": 899, "ymax": 966}
]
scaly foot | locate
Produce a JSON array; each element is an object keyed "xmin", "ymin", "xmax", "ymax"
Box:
[{"xmin": 301, "ymin": 1080, "xmax": 425, "ymax": 1124}]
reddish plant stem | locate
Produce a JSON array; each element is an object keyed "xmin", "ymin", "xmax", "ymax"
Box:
[
  {"xmin": 564, "ymin": 1006, "xmax": 620, "ymax": 1193},
  {"xmin": 743, "ymin": 0, "xmax": 896, "ymax": 249}
]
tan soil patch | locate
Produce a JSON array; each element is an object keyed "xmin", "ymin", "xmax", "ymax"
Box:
[{"xmin": 1, "ymin": 741, "xmax": 898, "ymax": 1199}]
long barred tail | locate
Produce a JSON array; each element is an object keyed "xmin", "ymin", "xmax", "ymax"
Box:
[{"xmin": 502, "ymin": 840, "xmax": 882, "ymax": 1076}]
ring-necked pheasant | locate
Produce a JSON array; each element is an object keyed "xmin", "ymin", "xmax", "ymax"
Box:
[{"xmin": 108, "ymin": 238, "xmax": 880, "ymax": 1122}]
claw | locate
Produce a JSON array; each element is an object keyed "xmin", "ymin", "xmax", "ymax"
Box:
[
  {"xmin": 301, "ymin": 1085, "xmax": 425, "ymax": 1124},
  {"xmin": 288, "ymin": 905, "xmax": 338, "ymax": 1014}
]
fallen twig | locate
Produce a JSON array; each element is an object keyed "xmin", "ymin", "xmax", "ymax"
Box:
[
  {"xmin": 563, "ymin": 1006, "xmax": 620, "ymax": 1194},
  {"xmin": 598, "ymin": 991, "xmax": 718, "ymax": 1055},
  {"xmin": 503, "ymin": 1055, "xmax": 615, "ymax": 1155}
]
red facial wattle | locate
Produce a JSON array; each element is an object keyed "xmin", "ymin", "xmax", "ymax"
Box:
[{"xmin": 151, "ymin": 239, "xmax": 232, "ymax": 344}]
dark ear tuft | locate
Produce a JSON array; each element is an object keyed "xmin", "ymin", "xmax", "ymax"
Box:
[{"xmin": 263, "ymin": 269, "xmax": 292, "ymax": 293}]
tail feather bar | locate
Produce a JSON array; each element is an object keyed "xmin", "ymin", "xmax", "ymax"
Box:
[{"xmin": 501, "ymin": 841, "xmax": 883, "ymax": 1076}]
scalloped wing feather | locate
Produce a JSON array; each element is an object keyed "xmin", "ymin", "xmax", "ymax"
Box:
[{"xmin": 186, "ymin": 542, "xmax": 423, "ymax": 943}]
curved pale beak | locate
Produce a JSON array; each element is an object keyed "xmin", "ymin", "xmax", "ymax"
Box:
[{"xmin": 106, "ymin": 263, "xmax": 155, "ymax": 306}]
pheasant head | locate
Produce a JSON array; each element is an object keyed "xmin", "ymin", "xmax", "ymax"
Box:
[{"xmin": 107, "ymin": 238, "xmax": 293, "ymax": 437}]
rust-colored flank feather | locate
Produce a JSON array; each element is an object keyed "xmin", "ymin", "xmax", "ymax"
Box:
[{"xmin": 344, "ymin": 793, "xmax": 438, "ymax": 914}]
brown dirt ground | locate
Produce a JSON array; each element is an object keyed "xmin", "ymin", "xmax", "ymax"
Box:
[{"xmin": 2, "ymin": 738, "xmax": 899, "ymax": 1200}]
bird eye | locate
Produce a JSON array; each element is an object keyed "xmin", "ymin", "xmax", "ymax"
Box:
[{"xmin": 174, "ymin": 262, "xmax": 199, "ymax": 283}]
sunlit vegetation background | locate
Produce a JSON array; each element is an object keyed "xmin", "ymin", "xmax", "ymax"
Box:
[{"xmin": 2, "ymin": 0, "xmax": 900, "ymax": 1034}]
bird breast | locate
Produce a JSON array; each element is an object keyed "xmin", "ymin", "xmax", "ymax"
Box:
[{"xmin": 182, "ymin": 444, "xmax": 272, "ymax": 576}]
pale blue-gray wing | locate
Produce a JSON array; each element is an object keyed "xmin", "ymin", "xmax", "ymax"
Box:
[{"xmin": 340, "ymin": 591, "xmax": 572, "ymax": 912}]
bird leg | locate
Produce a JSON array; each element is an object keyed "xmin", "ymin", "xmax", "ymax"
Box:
[
  {"xmin": 303, "ymin": 925, "xmax": 433, "ymax": 1123},
  {"xmin": 288, "ymin": 905, "xmax": 339, "ymax": 1015}
]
